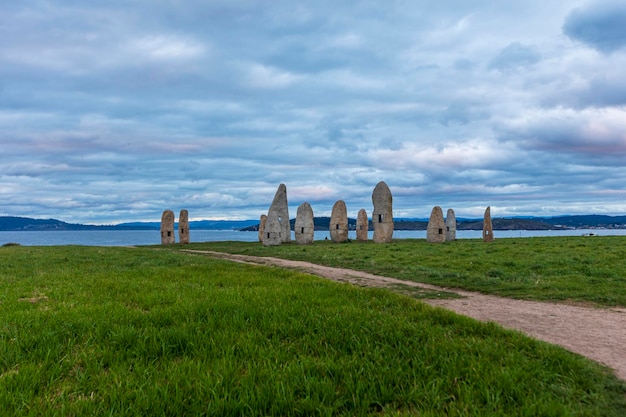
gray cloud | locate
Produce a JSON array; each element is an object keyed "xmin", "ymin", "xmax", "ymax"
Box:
[
  {"xmin": 489, "ymin": 42, "xmax": 541, "ymax": 71},
  {"xmin": 563, "ymin": 1, "xmax": 626, "ymax": 53}
]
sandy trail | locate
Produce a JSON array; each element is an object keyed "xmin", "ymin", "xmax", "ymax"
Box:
[{"xmin": 184, "ymin": 250, "xmax": 626, "ymax": 381}]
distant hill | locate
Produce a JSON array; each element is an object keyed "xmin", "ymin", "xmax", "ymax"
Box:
[
  {"xmin": 541, "ymin": 215, "xmax": 626, "ymax": 229},
  {"xmin": 457, "ymin": 218, "xmax": 568, "ymax": 231},
  {"xmin": 0, "ymin": 216, "xmax": 259, "ymax": 231},
  {"xmin": 242, "ymin": 217, "xmax": 563, "ymax": 231},
  {"xmin": 0, "ymin": 216, "xmax": 152, "ymax": 231},
  {"xmin": 241, "ymin": 215, "xmax": 626, "ymax": 231},
  {"xmin": 117, "ymin": 220, "xmax": 260, "ymax": 230}
]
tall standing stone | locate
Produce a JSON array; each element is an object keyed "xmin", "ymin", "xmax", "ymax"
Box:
[
  {"xmin": 445, "ymin": 208, "xmax": 456, "ymax": 241},
  {"xmin": 483, "ymin": 206, "xmax": 495, "ymax": 242},
  {"xmin": 329, "ymin": 200, "xmax": 349, "ymax": 243},
  {"xmin": 426, "ymin": 206, "xmax": 446, "ymax": 243},
  {"xmin": 268, "ymin": 183, "xmax": 290, "ymax": 243},
  {"xmin": 178, "ymin": 209, "xmax": 190, "ymax": 244},
  {"xmin": 372, "ymin": 181, "xmax": 393, "ymax": 243},
  {"xmin": 356, "ymin": 209, "xmax": 369, "ymax": 242},
  {"xmin": 262, "ymin": 210, "xmax": 282, "ymax": 246},
  {"xmin": 160, "ymin": 210, "xmax": 175, "ymax": 244},
  {"xmin": 258, "ymin": 214, "xmax": 267, "ymax": 242},
  {"xmin": 295, "ymin": 202, "xmax": 315, "ymax": 245}
]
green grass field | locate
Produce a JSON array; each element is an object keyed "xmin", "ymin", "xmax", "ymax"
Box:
[
  {"xmin": 185, "ymin": 236, "xmax": 626, "ymax": 307},
  {"xmin": 1, "ymin": 244, "xmax": 625, "ymax": 415}
]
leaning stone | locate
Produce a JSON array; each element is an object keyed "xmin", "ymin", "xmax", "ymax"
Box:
[
  {"xmin": 329, "ymin": 200, "xmax": 349, "ymax": 243},
  {"xmin": 483, "ymin": 206, "xmax": 495, "ymax": 242},
  {"xmin": 262, "ymin": 210, "xmax": 282, "ymax": 246},
  {"xmin": 426, "ymin": 206, "xmax": 446, "ymax": 243},
  {"xmin": 372, "ymin": 181, "xmax": 393, "ymax": 243},
  {"xmin": 268, "ymin": 183, "xmax": 291, "ymax": 243},
  {"xmin": 160, "ymin": 210, "xmax": 175, "ymax": 244},
  {"xmin": 258, "ymin": 214, "xmax": 267, "ymax": 242},
  {"xmin": 178, "ymin": 209, "xmax": 190, "ymax": 244},
  {"xmin": 356, "ymin": 209, "xmax": 369, "ymax": 242},
  {"xmin": 295, "ymin": 202, "xmax": 315, "ymax": 245},
  {"xmin": 445, "ymin": 208, "xmax": 456, "ymax": 241}
]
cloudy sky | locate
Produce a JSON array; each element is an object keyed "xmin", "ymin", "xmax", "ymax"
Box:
[{"xmin": 2, "ymin": 0, "xmax": 625, "ymax": 224}]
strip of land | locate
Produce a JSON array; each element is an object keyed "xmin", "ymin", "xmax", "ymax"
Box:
[{"xmin": 184, "ymin": 249, "xmax": 626, "ymax": 381}]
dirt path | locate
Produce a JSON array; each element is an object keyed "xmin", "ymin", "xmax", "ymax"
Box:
[{"xmin": 184, "ymin": 250, "xmax": 626, "ymax": 381}]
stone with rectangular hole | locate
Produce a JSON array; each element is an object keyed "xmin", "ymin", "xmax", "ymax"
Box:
[
  {"xmin": 330, "ymin": 200, "xmax": 349, "ymax": 243},
  {"xmin": 178, "ymin": 209, "xmax": 190, "ymax": 244},
  {"xmin": 160, "ymin": 210, "xmax": 175, "ymax": 244},
  {"xmin": 427, "ymin": 206, "xmax": 446, "ymax": 243},
  {"xmin": 295, "ymin": 202, "xmax": 314, "ymax": 245},
  {"xmin": 356, "ymin": 209, "xmax": 369, "ymax": 242},
  {"xmin": 372, "ymin": 181, "xmax": 393, "ymax": 243}
]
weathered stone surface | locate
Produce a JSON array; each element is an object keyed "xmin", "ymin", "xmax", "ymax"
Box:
[
  {"xmin": 268, "ymin": 183, "xmax": 290, "ymax": 243},
  {"xmin": 294, "ymin": 202, "xmax": 314, "ymax": 245},
  {"xmin": 329, "ymin": 200, "xmax": 349, "ymax": 243},
  {"xmin": 356, "ymin": 209, "xmax": 369, "ymax": 242},
  {"xmin": 178, "ymin": 209, "xmax": 190, "ymax": 244},
  {"xmin": 426, "ymin": 206, "xmax": 446, "ymax": 243},
  {"xmin": 160, "ymin": 210, "xmax": 175, "ymax": 244},
  {"xmin": 372, "ymin": 181, "xmax": 393, "ymax": 243},
  {"xmin": 445, "ymin": 208, "xmax": 456, "ymax": 241},
  {"xmin": 258, "ymin": 214, "xmax": 267, "ymax": 242},
  {"xmin": 483, "ymin": 206, "xmax": 495, "ymax": 242},
  {"xmin": 262, "ymin": 210, "xmax": 282, "ymax": 246}
]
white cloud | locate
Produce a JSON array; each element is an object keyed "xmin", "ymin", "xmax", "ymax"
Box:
[
  {"xmin": 131, "ymin": 35, "xmax": 206, "ymax": 60},
  {"xmin": 243, "ymin": 63, "xmax": 305, "ymax": 89}
]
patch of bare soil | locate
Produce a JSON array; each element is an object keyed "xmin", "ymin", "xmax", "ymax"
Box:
[{"xmin": 185, "ymin": 250, "xmax": 626, "ymax": 381}]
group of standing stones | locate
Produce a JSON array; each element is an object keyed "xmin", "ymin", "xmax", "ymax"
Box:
[
  {"xmin": 425, "ymin": 206, "xmax": 494, "ymax": 243},
  {"xmin": 260, "ymin": 181, "xmax": 394, "ymax": 246},
  {"xmin": 426, "ymin": 206, "xmax": 456, "ymax": 243},
  {"xmin": 160, "ymin": 209, "xmax": 190, "ymax": 244},
  {"xmin": 261, "ymin": 183, "xmax": 291, "ymax": 246},
  {"xmin": 259, "ymin": 182, "xmax": 495, "ymax": 246}
]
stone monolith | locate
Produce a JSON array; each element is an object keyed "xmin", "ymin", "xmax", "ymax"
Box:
[
  {"xmin": 160, "ymin": 210, "xmax": 175, "ymax": 244},
  {"xmin": 426, "ymin": 206, "xmax": 446, "ymax": 243},
  {"xmin": 268, "ymin": 183, "xmax": 290, "ymax": 243},
  {"xmin": 262, "ymin": 210, "xmax": 282, "ymax": 246},
  {"xmin": 258, "ymin": 214, "xmax": 267, "ymax": 242},
  {"xmin": 178, "ymin": 209, "xmax": 190, "ymax": 244},
  {"xmin": 329, "ymin": 200, "xmax": 349, "ymax": 243},
  {"xmin": 372, "ymin": 181, "xmax": 393, "ymax": 243},
  {"xmin": 483, "ymin": 206, "xmax": 494, "ymax": 242},
  {"xmin": 295, "ymin": 202, "xmax": 314, "ymax": 245},
  {"xmin": 445, "ymin": 208, "xmax": 456, "ymax": 241},
  {"xmin": 356, "ymin": 209, "xmax": 369, "ymax": 242}
]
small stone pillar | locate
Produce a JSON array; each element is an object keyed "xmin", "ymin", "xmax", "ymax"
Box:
[
  {"xmin": 356, "ymin": 209, "xmax": 369, "ymax": 242},
  {"xmin": 160, "ymin": 210, "xmax": 175, "ymax": 244},
  {"xmin": 372, "ymin": 181, "xmax": 393, "ymax": 243},
  {"xmin": 483, "ymin": 206, "xmax": 495, "ymax": 242},
  {"xmin": 262, "ymin": 210, "xmax": 282, "ymax": 246},
  {"xmin": 329, "ymin": 200, "xmax": 349, "ymax": 243},
  {"xmin": 295, "ymin": 202, "xmax": 315, "ymax": 245},
  {"xmin": 178, "ymin": 209, "xmax": 190, "ymax": 244},
  {"xmin": 426, "ymin": 206, "xmax": 446, "ymax": 243},
  {"xmin": 258, "ymin": 214, "xmax": 267, "ymax": 242},
  {"xmin": 445, "ymin": 208, "xmax": 456, "ymax": 241}
]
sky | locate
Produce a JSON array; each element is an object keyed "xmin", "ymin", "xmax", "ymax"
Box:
[{"xmin": 1, "ymin": 0, "xmax": 626, "ymax": 224}]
